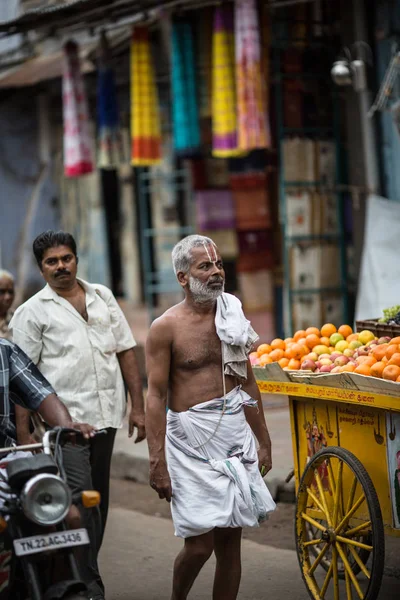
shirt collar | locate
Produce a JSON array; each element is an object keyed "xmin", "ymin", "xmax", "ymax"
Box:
[{"xmin": 39, "ymin": 278, "xmax": 97, "ymax": 304}]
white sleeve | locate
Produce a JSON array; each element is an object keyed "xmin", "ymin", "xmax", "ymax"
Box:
[{"xmin": 9, "ymin": 306, "xmax": 44, "ymax": 364}]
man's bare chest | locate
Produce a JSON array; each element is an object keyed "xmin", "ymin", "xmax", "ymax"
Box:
[{"xmin": 172, "ymin": 322, "xmax": 222, "ymax": 371}]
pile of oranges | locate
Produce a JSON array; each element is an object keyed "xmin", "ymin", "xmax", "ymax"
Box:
[{"xmin": 250, "ymin": 323, "xmax": 400, "ymax": 382}]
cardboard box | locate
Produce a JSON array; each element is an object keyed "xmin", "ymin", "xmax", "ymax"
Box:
[{"xmin": 238, "ymin": 269, "xmax": 274, "ymax": 312}]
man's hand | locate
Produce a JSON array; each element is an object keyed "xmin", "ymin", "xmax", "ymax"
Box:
[
  {"xmin": 149, "ymin": 460, "xmax": 172, "ymax": 502},
  {"xmin": 258, "ymin": 444, "xmax": 272, "ymax": 477},
  {"xmin": 128, "ymin": 409, "xmax": 146, "ymax": 443},
  {"xmin": 69, "ymin": 422, "xmax": 96, "ymax": 440},
  {"xmin": 17, "ymin": 432, "xmax": 38, "ymax": 447}
]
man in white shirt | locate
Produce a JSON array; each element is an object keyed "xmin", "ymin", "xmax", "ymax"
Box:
[{"xmin": 10, "ymin": 230, "xmax": 145, "ymax": 600}]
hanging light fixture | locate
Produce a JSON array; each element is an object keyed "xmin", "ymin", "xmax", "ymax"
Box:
[{"xmin": 331, "ymin": 42, "xmax": 372, "ymax": 92}]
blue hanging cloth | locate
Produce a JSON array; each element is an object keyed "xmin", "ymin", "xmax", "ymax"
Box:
[
  {"xmin": 97, "ymin": 32, "xmax": 123, "ymax": 168},
  {"xmin": 171, "ymin": 21, "xmax": 201, "ymax": 156}
]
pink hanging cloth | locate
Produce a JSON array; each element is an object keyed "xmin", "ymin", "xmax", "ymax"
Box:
[
  {"xmin": 63, "ymin": 40, "xmax": 94, "ymax": 177},
  {"xmin": 235, "ymin": 0, "xmax": 271, "ymax": 151}
]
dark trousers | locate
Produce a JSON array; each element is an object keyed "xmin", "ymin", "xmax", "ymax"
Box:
[{"xmin": 62, "ymin": 427, "xmax": 117, "ymax": 599}]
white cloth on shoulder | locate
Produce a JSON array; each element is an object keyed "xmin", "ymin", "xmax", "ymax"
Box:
[
  {"xmin": 166, "ymin": 387, "xmax": 276, "ymax": 539},
  {"xmin": 215, "ymin": 293, "xmax": 259, "ymax": 380}
]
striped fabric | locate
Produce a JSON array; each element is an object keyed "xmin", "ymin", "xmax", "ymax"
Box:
[
  {"xmin": 130, "ymin": 26, "xmax": 162, "ymax": 166},
  {"xmin": 235, "ymin": 0, "xmax": 270, "ymax": 151},
  {"xmin": 171, "ymin": 21, "xmax": 200, "ymax": 155},
  {"xmin": 211, "ymin": 5, "xmax": 242, "ymax": 158}
]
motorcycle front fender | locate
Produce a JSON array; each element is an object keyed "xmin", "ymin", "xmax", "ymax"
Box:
[{"xmin": 42, "ymin": 578, "xmax": 88, "ymax": 600}]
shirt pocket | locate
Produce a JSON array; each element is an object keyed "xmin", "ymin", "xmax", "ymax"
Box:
[{"xmin": 91, "ymin": 315, "xmax": 117, "ymax": 355}]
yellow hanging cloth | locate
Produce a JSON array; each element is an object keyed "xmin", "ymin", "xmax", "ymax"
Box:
[{"xmin": 131, "ymin": 26, "xmax": 162, "ymax": 166}]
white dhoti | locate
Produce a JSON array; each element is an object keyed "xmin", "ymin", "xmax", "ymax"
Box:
[{"xmin": 166, "ymin": 387, "xmax": 276, "ymax": 538}]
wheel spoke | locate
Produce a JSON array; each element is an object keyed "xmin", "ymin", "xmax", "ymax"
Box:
[
  {"xmin": 332, "ymin": 545, "xmax": 340, "ymax": 600},
  {"xmin": 320, "ymin": 561, "xmax": 333, "ymax": 599},
  {"xmin": 314, "ymin": 468, "xmax": 333, "ymax": 527},
  {"xmin": 335, "ymin": 495, "xmax": 365, "ymax": 534},
  {"xmin": 345, "ymin": 475, "xmax": 358, "ymax": 515},
  {"xmin": 336, "ymin": 535, "xmax": 373, "ymax": 552},
  {"xmin": 347, "ymin": 544, "xmax": 371, "ymax": 579},
  {"xmin": 336, "ymin": 542, "xmax": 364, "ymax": 599},
  {"xmin": 309, "ymin": 543, "xmax": 329, "ymax": 575},
  {"xmin": 327, "ymin": 459, "xmax": 336, "ymax": 496},
  {"xmin": 307, "ymin": 486, "xmax": 328, "ymax": 518},
  {"xmin": 345, "ymin": 565, "xmax": 353, "ymax": 600},
  {"xmin": 304, "ymin": 538, "xmax": 324, "ymax": 547},
  {"xmin": 302, "ymin": 512, "xmax": 327, "ymax": 533},
  {"xmin": 333, "ymin": 460, "xmax": 343, "ymax": 527},
  {"xmin": 345, "ymin": 521, "xmax": 371, "ymax": 537}
]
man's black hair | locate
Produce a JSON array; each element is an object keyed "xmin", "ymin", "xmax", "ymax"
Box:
[{"xmin": 32, "ymin": 230, "xmax": 78, "ymax": 269}]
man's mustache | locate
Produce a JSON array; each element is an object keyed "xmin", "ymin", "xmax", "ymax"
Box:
[
  {"xmin": 208, "ymin": 278, "xmax": 224, "ymax": 284},
  {"xmin": 54, "ymin": 270, "xmax": 71, "ymax": 277}
]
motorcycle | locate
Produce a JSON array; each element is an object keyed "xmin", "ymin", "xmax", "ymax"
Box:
[{"xmin": 0, "ymin": 427, "xmax": 104, "ymax": 600}]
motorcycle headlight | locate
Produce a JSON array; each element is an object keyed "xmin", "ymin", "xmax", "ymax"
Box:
[{"xmin": 21, "ymin": 474, "xmax": 71, "ymax": 526}]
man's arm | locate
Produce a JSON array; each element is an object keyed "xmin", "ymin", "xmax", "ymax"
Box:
[
  {"xmin": 145, "ymin": 318, "xmax": 172, "ymax": 502},
  {"xmin": 241, "ymin": 360, "xmax": 272, "ymax": 475},
  {"xmin": 37, "ymin": 394, "xmax": 94, "ymax": 439},
  {"xmin": 117, "ymin": 348, "xmax": 145, "ymax": 442}
]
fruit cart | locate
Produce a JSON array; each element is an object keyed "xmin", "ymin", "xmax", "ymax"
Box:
[{"xmin": 255, "ymin": 361, "xmax": 400, "ymax": 600}]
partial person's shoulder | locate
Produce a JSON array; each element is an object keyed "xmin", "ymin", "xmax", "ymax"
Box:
[
  {"xmin": 11, "ymin": 290, "xmax": 46, "ymax": 321},
  {"xmin": 91, "ymin": 283, "xmax": 114, "ymax": 302},
  {"xmin": 148, "ymin": 307, "xmax": 181, "ymax": 342}
]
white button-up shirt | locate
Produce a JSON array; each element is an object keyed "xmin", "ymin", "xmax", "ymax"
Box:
[{"xmin": 9, "ymin": 279, "xmax": 136, "ymax": 429}]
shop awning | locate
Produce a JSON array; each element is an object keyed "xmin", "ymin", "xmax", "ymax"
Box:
[{"xmin": 0, "ymin": 0, "xmax": 198, "ymax": 36}]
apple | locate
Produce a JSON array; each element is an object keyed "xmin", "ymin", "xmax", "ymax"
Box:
[
  {"xmin": 320, "ymin": 358, "xmax": 333, "ymax": 366},
  {"xmin": 320, "ymin": 365, "xmax": 333, "ymax": 373},
  {"xmin": 378, "ymin": 336, "xmax": 391, "ymax": 344},
  {"xmin": 319, "ymin": 354, "xmax": 331, "ymax": 360},
  {"xmin": 315, "ymin": 361, "xmax": 322, "ymax": 369},
  {"xmin": 343, "ymin": 348, "xmax": 355, "ymax": 358},
  {"xmin": 330, "ymin": 352, "xmax": 343, "ymax": 361},
  {"xmin": 357, "ymin": 346, "xmax": 369, "ymax": 356},
  {"xmin": 308, "ymin": 352, "xmax": 318, "ymax": 362},
  {"xmin": 331, "ymin": 366, "xmax": 341, "ymax": 373},
  {"xmin": 334, "ymin": 355, "xmax": 349, "ymax": 367},
  {"xmin": 301, "ymin": 360, "xmax": 317, "ymax": 371}
]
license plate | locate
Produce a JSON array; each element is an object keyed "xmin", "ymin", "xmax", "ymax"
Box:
[{"xmin": 13, "ymin": 528, "xmax": 89, "ymax": 557}]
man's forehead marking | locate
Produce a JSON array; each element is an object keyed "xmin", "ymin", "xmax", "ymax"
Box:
[{"xmin": 202, "ymin": 241, "xmax": 218, "ymax": 263}]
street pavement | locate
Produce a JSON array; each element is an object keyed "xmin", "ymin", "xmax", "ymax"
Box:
[{"xmin": 100, "ymin": 506, "xmax": 400, "ymax": 599}]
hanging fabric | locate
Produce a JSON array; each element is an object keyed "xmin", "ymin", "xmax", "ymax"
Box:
[
  {"xmin": 212, "ymin": 4, "xmax": 241, "ymax": 158},
  {"xmin": 63, "ymin": 40, "xmax": 94, "ymax": 177},
  {"xmin": 97, "ymin": 32, "xmax": 123, "ymax": 168},
  {"xmin": 130, "ymin": 26, "xmax": 162, "ymax": 166},
  {"xmin": 196, "ymin": 8, "xmax": 213, "ymax": 118},
  {"xmin": 235, "ymin": 0, "xmax": 270, "ymax": 152},
  {"xmin": 171, "ymin": 21, "xmax": 200, "ymax": 156}
]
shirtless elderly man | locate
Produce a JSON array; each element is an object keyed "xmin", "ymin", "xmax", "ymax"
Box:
[{"xmin": 146, "ymin": 234, "xmax": 275, "ymax": 600}]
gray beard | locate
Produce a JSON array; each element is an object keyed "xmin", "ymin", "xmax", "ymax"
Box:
[{"xmin": 188, "ymin": 276, "xmax": 225, "ymax": 303}]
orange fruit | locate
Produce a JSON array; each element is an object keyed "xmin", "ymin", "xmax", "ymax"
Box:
[
  {"xmin": 305, "ymin": 326, "xmax": 320, "ymax": 337},
  {"xmin": 305, "ymin": 334, "xmax": 320, "ymax": 349},
  {"xmin": 259, "ymin": 354, "xmax": 273, "ymax": 366},
  {"xmin": 383, "ymin": 365, "xmax": 400, "ymax": 381},
  {"xmin": 388, "ymin": 353, "xmax": 400, "ymax": 367},
  {"xmin": 370, "ymin": 361, "xmax": 385, "ymax": 378},
  {"xmin": 257, "ymin": 343, "xmax": 272, "ymax": 356},
  {"xmin": 356, "ymin": 356, "xmax": 376, "ymax": 367},
  {"xmin": 382, "ymin": 356, "xmax": 388, "ymax": 364},
  {"xmin": 386, "ymin": 345, "xmax": 400, "ymax": 360},
  {"xmin": 320, "ymin": 336, "xmax": 331, "ymax": 347},
  {"xmin": 284, "ymin": 337, "xmax": 294, "ymax": 345},
  {"xmin": 288, "ymin": 343, "xmax": 307, "ymax": 360},
  {"xmin": 372, "ymin": 344, "xmax": 388, "ymax": 361},
  {"xmin": 389, "ymin": 336, "xmax": 400, "ymax": 345},
  {"xmin": 296, "ymin": 337, "xmax": 307, "ymax": 347},
  {"xmin": 288, "ymin": 358, "xmax": 301, "ymax": 370},
  {"xmin": 354, "ymin": 364, "xmax": 371, "ymax": 376},
  {"xmin": 346, "ymin": 333, "xmax": 359, "ymax": 343},
  {"xmin": 397, "ymin": 375, "xmax": 400, "ymax": 382},
  {"xmin": 293, "ymin": 330, "xmax": 306, "ymax": 342},
  {"xmin": 278, "ymin": 357, "xmax": 289, "ymax": 368},
  {"xmin": 270, "ymin": 338, "xmax": 285, "ymax": 351},
  {"xmin": 269, "ymin": 349, "xmax": 285, "ymax": 362},
  {"xmin": 342, "ymin": 363, "xmax": 355, "ymax": 372},
  {"xmin": 321, "ymin": 323, "xmax": 337, "ymax": 338},
  {"xmin": 338, "ymin": 324, "xmax": 353, "ymax": 338}
]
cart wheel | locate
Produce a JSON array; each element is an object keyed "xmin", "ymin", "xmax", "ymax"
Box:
[{"xmin": 295, "ymin": 446, "xmax": 384, "ymax": 600}]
